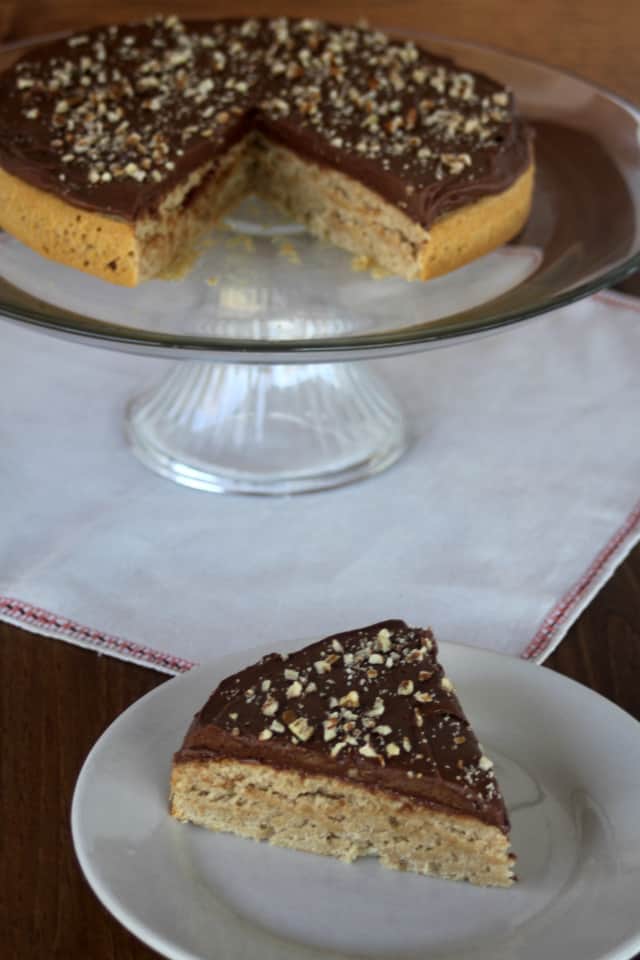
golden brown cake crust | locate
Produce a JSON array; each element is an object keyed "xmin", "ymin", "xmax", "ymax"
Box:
[{"xmin": 0, "ymin": 164, "xmax": 139, "ymax": 285}]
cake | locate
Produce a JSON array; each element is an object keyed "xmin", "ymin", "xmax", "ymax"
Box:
[
  {"xmin": 170, "ymin": 620, "xmax": 515, "ymax": 886},
  {"xmin": 0, "ymin": 17, "xmax": 534, "ymax": 286}
]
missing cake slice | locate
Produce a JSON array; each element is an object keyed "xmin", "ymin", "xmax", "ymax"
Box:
[{"xmin": 170, "ymin": 620, "xmax": 515, "ymax": 886}]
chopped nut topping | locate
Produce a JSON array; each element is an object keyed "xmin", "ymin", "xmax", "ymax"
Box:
[
  {"xmin": 386, "ymin": 742, "xmax": 401, "ymax": 757},
  {"xmin": 288, "ymin": 716, "xmax": 315, "ymax": 741},
  {"xmin": 414, "ymin": 691, "xmax": 434, "ymax": 703},
  {"xmin": 261, "ymin": 696, "xmax": 279, "ymax": 716},
  {"xmin": 375, "ymin": 628, "xmax": 392, "ymax": 652},
  {"xmin": 366, "ymin": 697, "xmax": 385, "ymax": 717},
  {"xmin": 286, "ymin": 680, "xmax": 303, "ymax": 699},
  {"xmin": 397, "ymin": 679, "xmax": 414, "ymax": 696},
  {"xmin": 478, "ymin": 754, "xmax": 494, "ymax": 771},
  {"xmin": 258, "ymin": 729, "xmax": 273, "ymax": 741},
  {"xmin": 440, "ymin": 677, "xmax": 454, "ymax": 692},
  {"xmin": 323, "ymin": 718, "xmax": 338, "ymax": 741},
  {"xmin": 339, "ymin": 690, "xmax": 360, "ymax": 708}
]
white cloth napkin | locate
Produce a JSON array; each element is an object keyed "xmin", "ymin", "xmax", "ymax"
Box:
[{"xmin": 2, "ymin": 289, "xmax": 639, "ymax": 674}]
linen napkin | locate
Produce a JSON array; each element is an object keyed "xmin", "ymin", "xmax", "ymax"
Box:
[{"xmin": 1, "ymin": 289, "xmax": 639, "ymax": 673}]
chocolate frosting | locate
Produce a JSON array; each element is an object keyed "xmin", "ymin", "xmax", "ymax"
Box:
[
  {"xmin": 0, "ymin": 16, "xmax": 532, "ymax": 227},
  {"xmin": 175, "ymin": 620, "xmax": 510, "ymax": 832}
]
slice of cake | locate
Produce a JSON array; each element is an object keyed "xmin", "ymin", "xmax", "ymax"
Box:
[
  {"xmin": 0, "ymin": 17, "xmax": 533, "ymax": 286},
  {"xmin": 170, "ymin": 620, "xmax": 515, "ymax": 886}
]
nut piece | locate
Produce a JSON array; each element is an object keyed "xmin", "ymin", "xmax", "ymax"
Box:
[
  {"xmin": 339, "ymin": 690, "xmax": 360, "ymax": 709},
  {"xmin": 366, "ymin": 697, "xmax": 385, "ymax": 718},
  {"xmin": 375, "ymin": 627, "xmax": 392, "ymax": 652},
  {"xmin": 323, "ymin": 717, "xmax": 339, "ymax": 741},
  {"xmin": 270, "ymin": 719, "xmax": 285, "ymax": 733},
  {"xmin": 385, "ymin": 742, "xmax": 401, "ymax": 757},
  {"xmin": 261, "ymin": 696, "xmax": 279, "ymax": 717},
  {"xmin": 286, "ymin": 680, "xmax": 303, "ymax": 699},
  {"xmin": 288, "ymin": 716, "xmax": 315, "ymax": 742},
  {"xmin": 314, "ymin": 659, "xmax": 332, "ymax": 675},
  {"xmin": 330, "ymin": 741, "xmax": 347, "ymax": 757},
  {"xmin": 440, "ymin": 677, "xmax": 454, "ymax": 692},
  {"xmin": 397, "ymin": 680, "xmax": 414, "ymax": 696},
  {"xmin": 414, "ymin": 691, "xmax": 434, "ymax": 703},
  {"xmin": 359, "ymin": 743, "xmax": 379, "ymax": 759},
  {"xmin": 284, "ymin": 668, "xmax": 299, "ymax": 681},
  {"xmin": 258, "ymin": 729, "xmax": 273, "ymax": 741},
  {"xmin": 406, "ymin": 648, "xmax": 425, "ymax": 663},
  {"xmin": 478, "ymin": 754, "xmax": 494, "ymax": 771}
]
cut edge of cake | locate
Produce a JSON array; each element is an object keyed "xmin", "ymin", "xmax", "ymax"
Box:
[{"xmin": 0, "ymin": 133, "xmax": 533, "ymax": 286}]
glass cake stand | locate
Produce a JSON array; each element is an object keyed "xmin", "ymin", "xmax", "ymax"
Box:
[{"xmin": 1, "ymin": 33, "xmax": 639, "ymax": 494}]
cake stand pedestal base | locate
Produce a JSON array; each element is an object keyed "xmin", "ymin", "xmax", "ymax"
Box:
[{"xmin": 125, "ymin": 359, "xmax": 407, "ymax": 495}]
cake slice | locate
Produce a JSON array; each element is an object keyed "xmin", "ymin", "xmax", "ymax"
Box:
[{"xmin": 170, "ymin": 620, "xmax": 515, "ymax": 886}]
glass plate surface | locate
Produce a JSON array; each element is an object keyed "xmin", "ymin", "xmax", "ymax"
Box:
[
  {"xmin": 0, "ymin": 32, "xmax": 639, "ymax": 363},
  {"xmin": 72, "ymin": 641, "xmax": 640, "ymax": 960}
]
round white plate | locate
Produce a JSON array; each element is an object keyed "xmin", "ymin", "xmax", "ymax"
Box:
[{"xmin": 72, "ymin": 641, "xmax": 640, "ymax": 960}]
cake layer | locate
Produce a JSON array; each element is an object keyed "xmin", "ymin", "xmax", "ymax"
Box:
[
  {"xmin": 171, "ymin": 758, "xmax": 514, "ymax": 887},
  {"xmin": 0, "ymin": 17, "xmax": 532, "ymax": 229},
  {"xmin": 254, "ymin": 136, "xmax": 533, "ymax": 281}
]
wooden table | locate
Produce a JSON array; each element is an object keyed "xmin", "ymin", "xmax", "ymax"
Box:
[{"xmin": 1, "ymin": 3, "xmax": 639, "ymax": 958}]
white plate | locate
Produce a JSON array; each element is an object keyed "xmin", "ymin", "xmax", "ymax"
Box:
[{"xmin": 72, "ymin": 641, "xmax": 640, "ymax": 960}]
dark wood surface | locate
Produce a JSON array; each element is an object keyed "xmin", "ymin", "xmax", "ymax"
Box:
[{"xmin": 1, "ymin": 2, "xmax": 640, "ymax": 958}]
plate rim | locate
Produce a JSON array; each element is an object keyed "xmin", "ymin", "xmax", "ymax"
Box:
[{"xmin": 71, "ymin": 639, "xmax": 640, "ymax": 960}]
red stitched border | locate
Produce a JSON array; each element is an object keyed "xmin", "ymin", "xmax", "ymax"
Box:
[
  {"xmin": 2, "ymin": 484, "xmax": 640, "ymax": 672},
  {"xmin": 1, "ymin": 289, "xmax": 639, "ymax": 670},
  {"xmin": 523, "ymin": 498, "xmax": 640, "ymax": 660},
  {"xmin": 0, "ymin": 597, "xmax": 195, "ymax": 673}
]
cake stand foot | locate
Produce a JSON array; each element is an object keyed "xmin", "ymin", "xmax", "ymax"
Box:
[{"xmin": 124, "ymin": 360, "xmax": 408, "ymax": 495}]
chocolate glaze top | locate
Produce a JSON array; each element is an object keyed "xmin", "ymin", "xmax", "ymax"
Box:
[
  {"xmin": 0, "ymin": 16, "xmax": 532, "ymax": 225},
  {"xmin": 175, "ymin": 620, "xmax": 510, "ymax": 832}
]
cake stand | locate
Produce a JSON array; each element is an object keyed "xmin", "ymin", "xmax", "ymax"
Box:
[{"xmin": 1, "ymin": 34, "xmax": 639, "ymax": 494}]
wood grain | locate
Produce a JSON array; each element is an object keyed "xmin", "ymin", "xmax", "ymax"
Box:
[{"xmin": 1, "ymin": 2, "xmax": 640, "ymax": 959}]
